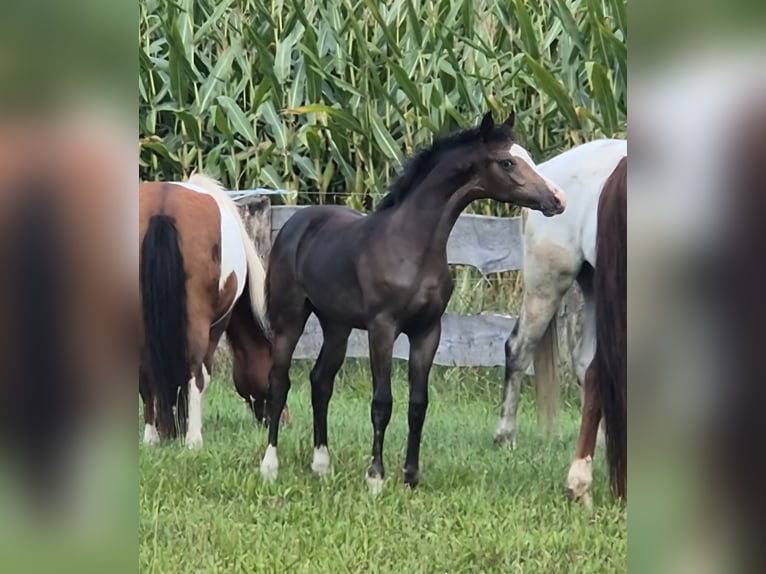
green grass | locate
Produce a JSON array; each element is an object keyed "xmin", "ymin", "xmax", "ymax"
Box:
[{"xmin": 139, "ymin": 358, "xmax": 626, "ymax": 573}]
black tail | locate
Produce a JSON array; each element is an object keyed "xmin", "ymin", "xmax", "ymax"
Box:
[
  {"xmin": 1, "ymin": 177, "xmax": 75, "ymax": 505},
  {"xmin": 140, "ymin": 215, "xmax": 189, "ymax": 439},
  {"xmin": 595, "ymin": 156, "xmax": 628, "ymax": 499}
]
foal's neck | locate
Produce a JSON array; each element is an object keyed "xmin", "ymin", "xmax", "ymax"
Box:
[{"xmin": 392, "ymin": 170, "xmax": 477, "ymax": 255}]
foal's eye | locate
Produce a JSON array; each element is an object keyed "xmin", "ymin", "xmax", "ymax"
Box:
[{"xmin": 498, "ymin": 159, "xmax": 514, "ymax": 170}]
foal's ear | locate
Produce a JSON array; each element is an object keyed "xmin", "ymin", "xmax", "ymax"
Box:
[
  {"xmin": 504, "ymin": 111, "xmax": 516, "ymax": 129},
  {"xmin": 479, "ymin": 112, "xmax": 495, "ymax": 139}
]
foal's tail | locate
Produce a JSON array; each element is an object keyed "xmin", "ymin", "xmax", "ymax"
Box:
[
  {"xmin": 533, "ymin": 316, "xmax": 560, "ymax": 437},
  {"xmin": 140, "ymin": 215, "xmax": 189, "ymax": 439},
  {"xmin": 595, "ymin": 156, "xmax": 628, "ymax": 499}
]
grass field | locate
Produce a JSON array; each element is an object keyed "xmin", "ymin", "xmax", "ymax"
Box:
[{"xmin": 139, "ymin": 358, "xmax": 626, "ymax": 573}]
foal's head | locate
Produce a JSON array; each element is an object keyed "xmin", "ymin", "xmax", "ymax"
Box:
[{"xmin": 472, "ymin": 112, "xmax": 566, "ymax": 216}]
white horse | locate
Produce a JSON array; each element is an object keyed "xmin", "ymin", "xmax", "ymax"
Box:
[{"xmin": 493, "ymin": 139, "xmax": 628, "ymax": 455}]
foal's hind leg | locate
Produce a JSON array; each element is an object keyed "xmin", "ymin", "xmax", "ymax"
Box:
[
  {"xmin": 260, "ymin": 303, "xmax": 311, "ymax": 482},
  {"xmin": 310, "ymin": 319, "xmax": 351, "ymax": 477}
]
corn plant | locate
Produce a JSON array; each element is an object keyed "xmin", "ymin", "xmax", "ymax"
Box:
[{"xmin": 139, "ymin": 0, "xmax": 626, "ymax": 213}]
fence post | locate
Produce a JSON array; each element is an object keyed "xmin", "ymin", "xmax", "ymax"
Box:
[{"xmin": 236, "ymin": 194, "xmax": 272, "ymax": 264}]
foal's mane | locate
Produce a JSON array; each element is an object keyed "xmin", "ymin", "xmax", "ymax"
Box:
[{"xmin": 376, "ymin": 123, "xmax": 515, "ymax": 211}]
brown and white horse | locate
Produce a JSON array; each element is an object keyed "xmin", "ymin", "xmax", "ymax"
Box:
[
  {"xmin": 139, "ymin": 174, "xmax": 281, "ymax": 449},
  {"xmin": 566, "ymin": 156, "xmax": 627, "ymax": 505}
]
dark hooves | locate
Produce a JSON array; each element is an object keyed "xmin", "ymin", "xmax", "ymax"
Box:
[{"xmin": 403, "ymin": 469, "xmax": 420, "ymax": 489}]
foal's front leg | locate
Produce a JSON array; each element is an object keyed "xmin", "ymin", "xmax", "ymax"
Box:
[
  {"xmin": 366, "ymin": 319, "xmax": 396, "ymax": 494},
  {"xmin": 403, "ymin": 324, "xmax": 441, "ymax": 488}
]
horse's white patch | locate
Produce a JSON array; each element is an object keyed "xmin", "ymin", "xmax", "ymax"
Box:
[
  {"xmin": 174, "ymin": 180, "xmax": 248, "ymax": 317},
  {"xmin": 510, "ymin": 144, "xmax": 567, "ymax": 209},
  {"xmin": 143, "ymin": 424, "xmax": 160, "ymax": 446},
  {"xmin": 311, "ymin": 446, "xmax": 332, "ymax": 476},
  {"xmin": 366, "ymin": 474, "xmax": 384, "ymax": 495},
  {"xmin": 185, "ymin": 376, "xmax": 204, "ymax": 450},
  {"xmin": 566, "ymin": 456, "xmax": 593, "ymax": 506},
  {"xmin": 260, "ymin": 445, "xmax": 279, "ymax": 482}
]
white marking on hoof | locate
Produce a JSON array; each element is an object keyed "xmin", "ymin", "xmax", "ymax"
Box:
[
  {"xmin": 366, "ymin": 475, "xmax": 384, "ymax": 495},
  {"xmin": 143, "ymin": 424, "xmax": 160, "ymax": 446},
  {"xmin": 566, "ymin": 456, "xmax": 594, "ymax": 504},
  {"xmin": 185, "ymin": 376, "xmax": 204, "ymax": 449},
  {"xmin": 185, "ymin": 433, "xmax": 203, "ymax": 450},
  {"xmin": 260, "ymin": 445, "xmax": 279, "ymax": 482},
  {"xmin": 311, "ymin": 446, "xmax": 332, "ymax": 477}
]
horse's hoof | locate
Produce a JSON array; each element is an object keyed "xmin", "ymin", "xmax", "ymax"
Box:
[
  {"xmin": 311, "ymin": 446, "xmax": 332, "ymax": 477},
  {"xmin": 493, "ymin": 429, "xmax": 516, "ymax": 448},
  {"xmin": 366, "ymin": 469, "xmax": 384, "ymax": 495},
  {"xmin": 143, "ymin": 424, "xmax": 160, "ymax": 446},
  {"xmin": 565, "ymin": 487, "xmax": 593, "ymax": 509},
  {"xmin": 185, "ymin": 434, "xmax": 203, "ymax": 450},
  {"xmin": 260, "ymin": 445, "xmax": 279, "ymax": 482},
  {"xmin": 403, "ymin": 469, "xmax": 420, "ymax": 489}
]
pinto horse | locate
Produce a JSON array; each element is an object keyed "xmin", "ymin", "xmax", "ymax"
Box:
[
  {"xmin": 259, "ymin": 112, "xmax": 566, "ymax": 490},
  {"xmin": 566, "ymin": 156, "xmax": 627, "ymax": 504},
  {"xmin": 494, "ymin": 139, "xmax": 628, "ymax": 446},
  {"xmin": 139, "ymin": 174, "xmax": 279, "ymax": 449}
]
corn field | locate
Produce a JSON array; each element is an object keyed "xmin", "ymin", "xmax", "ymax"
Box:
[{"xmin": 139, "ymin": 0, "xmax": 626, "ymax": 210}]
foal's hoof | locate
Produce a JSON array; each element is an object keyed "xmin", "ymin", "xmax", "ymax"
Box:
[
  {"xmin": 311, "ymin": 446, "xmax": 332, "ymax": 477},
  {"xmin": 260, "ymin": 445, "xmax": 279, "ymax": 482},
  {"xmin": 366, "ymin": 469, "xmax": 384, "ymax": 495},
  {"xmin": 403, "ymin": 468, "xmax": 420, "ymax": 489}
]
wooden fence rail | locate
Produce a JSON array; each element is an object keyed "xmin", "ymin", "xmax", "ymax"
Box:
[{"xmin": 234, "ymin": 196, "xmax": 582, "ymax": 372}]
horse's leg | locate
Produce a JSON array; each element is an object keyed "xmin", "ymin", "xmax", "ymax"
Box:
[
  {"xmin": 403, "ymin": 323, "xmax": 440, "ymax": 488},
  {"xmin": 310, "ymin": 319, "xmax": 351, "ymax": 477},
  {"xmin": 566, "ymin": 360, "xmax": 600, "ymax": 507},
  {"xmin": 495, "ymin": 289, "xmax": 568, "ymax": 447},
  {"xmin": 260, "ymin": 304, "xmax": 310, "ymax": 482},
  {"xmin": 203, "ymin": 313, "xmax": 231, "ymax": 378},
  {"xmin": 366, "ymin": 319, "xmax": 396, "ymax": 494},
  {"xmin": 574, "ymin": 285, "xmax": 596, "ymax": 387},
  {"xmin": 575, "ymin": 290, "xmax": 606, "ymax": 448},
  {"xmin": 185, "ymin": 327, "xmax": 211, "ymax": 450},
  {"xmin": 139, "ymin": 365, "xmax": 159, "ymax": 445}
]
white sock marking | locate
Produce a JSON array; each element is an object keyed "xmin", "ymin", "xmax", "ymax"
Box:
[
  {"xmin": 566, "ymin": 456, "xmax": 594, "ymax": 505},
  {"xmin": 366, "ymin": 474, "xmax": 384, "ymax": 495},
  {"xmin": 260, "ymin": 444, "xmax": 279, "ymax": 482},
  {"xmin": 185, "ymin": 377, "xmax": 203, "ymax": 450},
  {"xmin": 311, "ymin": 446, "xmax": 331, "ymax": 476},
  {"xmin": 143, "ymin": 424, "xmax": 160, "ymax": 446}
]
